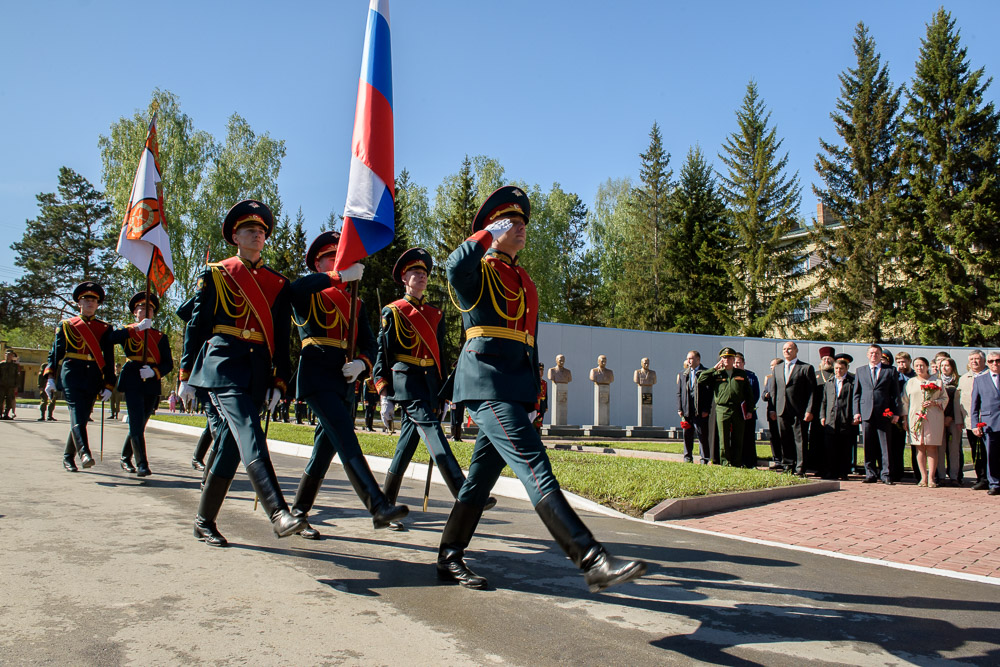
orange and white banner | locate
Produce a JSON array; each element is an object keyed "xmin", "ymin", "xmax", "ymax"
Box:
[{"xmin": 116, "ymin": 116, "xmax": 174, "ymax": 294}]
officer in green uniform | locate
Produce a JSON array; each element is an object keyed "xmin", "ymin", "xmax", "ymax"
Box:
[
  {"xmin": 286, "ymin": 231, "xmax": 408, "ymax": 539},
  {"xmin": 112, "ymin": 291, "xmax": 173, "ymax": 477},
  {"xmin": 45, "ymin": 281, "xmax": 116, "ymax": 471},
  {"xmin": 697, "ymin": 347, "xmax": 754, "ymax": 466},
  {"xmin": 0, "ymin": 349, "xmax": 19, "ymax": 419},
  {"xmin": 438, "ymin": 185, "xmax": 647, "ymax": 592},
  {"xmin": 374, "ymin": 248, "xmax": 494, "ymax": 531},
  {"xmin": 37, "ymin": 363, "xmax": 57, "ymax": 421},
  {"xmin": 179, "ymin": 200, "xmax": 305, "ymax": 546}
]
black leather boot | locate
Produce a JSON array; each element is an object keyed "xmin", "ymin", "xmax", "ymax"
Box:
[
  {"xmin": 38, "ymin": 405, "xmax": 46, "ymax": 421},
  {"xmin": 63, "ymin": 434, "xmax": 78, "ymax": 472},
  {"xmin": 436, "ymin": 501, "xmax": 487, "ymax": 589},
  {"xmin": 290, "ymin": 472, "xmax": 324, "ymax": 540},
  {"xmin": 194, "ymin": 473, "xmax": 233, "ymax": 547},
  {"xmin": 435, "ymin": 458, "xmax": 497, "ymax": 511},
  {"xmin": 535, "ymin": 490, "xmax": 647, "ymax": 593},
  {"xmin": 120, "ymin": 457, "xmax": 136, "ymax": 473},
  {"xmin": 192, "ymin": 426, "xmax": 211, "ymax": 470},
  {"xmin": 341, "ymin": 456, "xmax": 409, "ymax": 529},
  {"xmin": 200, "ymin": 443, "xmax": 218, "ymax": 490},
  {"xmin": 132, "ymin": 435, "xmax": 151, "ymax": 477},
  {"xmin": 70, "ymin": 421, "xmax": 95, "ymax": 468},
  {"xmin": 381, "ymin": 471, "xmax": 408, "ymax": 531},
  {"xmin": 245, "ymin": 458, "xmax": 306, "ymax": 538}
]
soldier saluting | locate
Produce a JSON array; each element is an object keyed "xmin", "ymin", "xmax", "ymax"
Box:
[
  {"xmin": 437, "ymin": 186, "xmax": 647, "ymax": 592},
  {"xmin": 179, "ymin": 200, "xmax": 305, "ymax": 546},
  {"xmin": 374, "ymin": 248, "xmax": 493, "ymax": 530},
  {"xmin": 286, "ymin": 231, "xmax": 408, "ymax": 539},
  {"xmin": 112, "ymin": 291, "xmax": 173, "ymax": 477},
  {"xmin": 45, "ymin": 281, "xmax": 116, "ymax": 472}
]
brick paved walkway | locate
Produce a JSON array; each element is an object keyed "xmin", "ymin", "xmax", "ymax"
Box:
[{"xmin": 673, "ymin": 478, "xmax": 1000, "ymax": 579}]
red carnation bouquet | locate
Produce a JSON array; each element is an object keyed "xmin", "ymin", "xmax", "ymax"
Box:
[
  {"xmin": 882, "ymin": 408, "xmax": 894, "ymax": 418},
  {"xmin": 977, "ymin": 421, "xmax": 987, "ymax": 431},
  {"xmin": 680, "ymin": 420, "xmax": 692, "ymax": 430},
  {"xmin": 913, "ymin": 382, "xmax": 940, "ymax": 436}
]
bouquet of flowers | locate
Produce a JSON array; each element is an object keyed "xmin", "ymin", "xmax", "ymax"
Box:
[
  {"xmin": 680, "ymin": 420, "xmax": 692, "ymax": 430},
  {"xmin": 882, "ymin": 408, "xmax": 894, "ymax": 418},
  {"xmin": 977, "ymin": 421, "xmax": 987, "ymax": 432},
  {"xmin": 913, "ymin": 382, "xmax": 939, "ymax": 437}
]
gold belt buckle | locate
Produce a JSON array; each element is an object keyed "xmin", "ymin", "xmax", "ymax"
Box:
[{"xmin": 242, "ymin": 329, "xmax": 252, "ymax": 339}]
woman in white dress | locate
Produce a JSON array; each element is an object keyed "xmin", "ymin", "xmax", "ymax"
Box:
[{"xmin": 902, "ymin": 357, "xmax": 949, "ymax": 487}]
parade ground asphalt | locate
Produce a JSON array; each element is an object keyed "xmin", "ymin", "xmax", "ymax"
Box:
[{"xmin": 2, "ymin": 412, "xmax": 1000, "ymax": 666}]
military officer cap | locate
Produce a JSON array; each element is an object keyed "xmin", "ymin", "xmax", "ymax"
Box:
[
  {"xmin": 73, "ymin": 281, "xmax": 105, "ymax": 303},
  {"xmin": 834, "ymin": 353, "xmax": 854, "ymax": 364},
  {"xmin": 128, "ymin": 291, "xmax": 160, "ymax": 314},
  {"xmin": 306, "ymin": 230, "xmax": 342, "ymax": 272},
  {"xmin": 719, "ymin": 347, "xmax": 738, "ymax": 358},
  {"xmin": 819, "ymin": 346, "xmax": 835, "ymax": 358},
  {"xmin": 471, "ymin": 185, "xmax": 531, "ymax": 233},
  {"xmin": 222, "ymin": 199, "xmax": 275, "ymax": 245},
  {"xmin": 881, "ymin": 349, "xmax": 893, "ymax": 365},
  {"xmin": 392, "ymin": 247, "xmax": 433, "ymax": 284}
]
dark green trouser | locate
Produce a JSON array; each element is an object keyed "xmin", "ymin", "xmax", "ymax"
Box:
[
  {"xmin": 458, "ymin": 400, "xmax": 560, "ymax": 508},
  {"xmin": 388, "ymin": 399, "xmax": 465, "ymax": 486},
  {"xmin": 62, "ymin": 386, "xmax": 97, "ymax": 460},
  {"xmin": 716, "ymin": 410, "xmax": 744, "ymax": 467},
  {"xmin": 120, "ymin": 392, "xmax": 159, "ymax": 467}
]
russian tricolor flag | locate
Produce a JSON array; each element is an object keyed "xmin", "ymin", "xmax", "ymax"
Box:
[{"xmin": 335, "ymin": 0, "xmax": 395, "ymax": 271}]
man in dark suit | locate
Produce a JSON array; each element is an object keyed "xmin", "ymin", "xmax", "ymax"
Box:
[
  {"xmin": 970, "ymin": 351, "xmax": 1000, "ymax": 495},
  {"xmin": 676, "ymin": 350, "xmax": 711, "ymax": 463},
  {"xmin": 821, "ymin": 353, "xmax": 858, "ymax": 479},
  {"xmin": 771, "ymin": 341, "xmax": 817, "ymax": 477},
  {"xmin": 852, "ymin": 343, "xmax": 902, "ymax": 484},
  {"xmin": 761, "ymin": 358, "xmax": 783, "ymax": 469},
  {"xmin": 735, "ymin": 352, "xmax": 761, "ymax": 468}
]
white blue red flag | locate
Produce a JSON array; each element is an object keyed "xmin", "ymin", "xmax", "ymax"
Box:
[
  {"xmin": 116, "ymin": 116, "xmax": 175, "ymax": 294},
  {"xmin": 335, "ymin": 0, "xmax": 395, "ymax": 271}
]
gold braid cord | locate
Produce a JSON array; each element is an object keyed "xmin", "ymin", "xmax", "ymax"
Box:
[
  {"xmin": 212, "ymin": 267, "xmax": 249, "ymax": 320},
  {"xmin": 63, "ymin": 320, "xmax": 85, "ymax": 352},
  {"xmin": 292, "ymin": 292, "xmax": 344, "ymax": 330},
  {"xmin": 447, "ymin": 258, "xmax": 524, "ymax": 321},
  {"xmin": 387, "ymin": 305, "xmax": 419, "ymax": 350}
]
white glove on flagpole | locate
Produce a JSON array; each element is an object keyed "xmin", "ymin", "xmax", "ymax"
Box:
[
  {"xmin": 266, "ymin": 387, "xmax": 282, "ymax": 413},
  {"xmin": 139, "ymin": 365, "xmax": 155, "ymax": 380},
  {"xmin": 380, "ymin": 396, "xmax": 394, "ymax": 428},
  {"xmin": 135, "ymin": 318, "xmax": 153, "ymax": 331},
  {"xmin": 483, "ymin": 218, "xmax": 514, "ymax": 239},
  {"xmin": 178, "ymin": 381, "xmax": 196, "ymax": 404},
  {"xmin": 337, "ymin": 263, "xmax": 365, "ymax": 282},
  {"xmin": 99, "ymin": 388, "xmax": 112, "ymax": 402},
  {"xmin": 342, "ymin": 360, "xmax": 365, "ymax": 383}
]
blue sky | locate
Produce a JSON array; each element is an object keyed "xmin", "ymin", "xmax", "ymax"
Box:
[{"xmin": 2, "ymin": 1, "xmax": 999, "ymax": 283}]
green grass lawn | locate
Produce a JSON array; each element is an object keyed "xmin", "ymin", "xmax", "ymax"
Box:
[{"xmin": 152, "ymin": 414, "xmax": 807, "ymax": 516}]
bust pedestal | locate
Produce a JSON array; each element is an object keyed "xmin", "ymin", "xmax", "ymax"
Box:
[
  {"xmin": 551, "ymin": 383, "xmax": 569, "ymax": 426},
  {"xmin": 637, "ymin": 385, "xmax": 653, "ymax": 426},
  {"xmin": 593, "ymin": 383, "xmax": 611, "ymax": 426}
]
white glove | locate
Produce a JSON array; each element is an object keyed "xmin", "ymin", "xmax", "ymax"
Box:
[
  {"xmin": 484, "ymin": 218, "xmax": 514, "ymax": 238},
  {"xmin": 528, "ymin": 411, "xmax": 537, "ymax": 423},
  {"xmin": 380, "ymin": 395, "xmax": 393, "ymax": 416},
  {"xmin": 336, "ymin": 263, "xmax": 365, "ymax": 282},
  {"xmin": 139, "ymin": 365, "xmax": 155, "ymax": 380},
  {"xmin": 342, "ymin": 359, "xmax": 365, "ymax": 383},
  {"xmin": 99, "ymin": 388, "xmax": 112, "ymax": 402},
  {"xmin": 135, "ymin": 318, "xmax": 153, "ymax": 331},
  {"xmin": 266, "ymin": 387, "xmax": 282, "ymax": 413},
  {"xmin": 178, "ymin": 381, "xmax": 196, "ymax": 404},
  {"xmin": 45, "ymin": 378, "xmax": 56, "ymax": 397}
]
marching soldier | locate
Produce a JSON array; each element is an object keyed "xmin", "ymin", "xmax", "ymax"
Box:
[
  {"xmin": 0, "ymin": 349, "xmax": 19, "ymax": 419},
  {"xmin": 179, "ymin": 200, "xmax": 305, "ymax": 546},
  {"xmin": 437, "ymin": 185, "xmax": 647, "ymax": 592},
  {"xmin": 45, "ymin": 281, "xmax": 115, "ymax": 471},
  {"xmin": 374, "ymin": 248, "xmax": 493, "ymax": 531},
  {"xmin": 697, "ymin": 347, "xmax": 755, "ymax": 467},
  {"xmin": 37, "ymin": 363, "xmax": 57, "ymax": 421},
  {"xmin": 286, "ymin": 230, "xmax": 408, "ymax": 539},
  {"xmin": 112, "ymin": 291, "xmax": 173, "ymax": 477}
]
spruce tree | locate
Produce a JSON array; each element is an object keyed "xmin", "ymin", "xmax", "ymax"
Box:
[
  {"xmin": 622, "ymin": 122, "xmax": 671, "ymax": 330},
  {"xmin": 664, "ymin": 147, "xmax": 731, "ymax": 335},
  {"xmin": 895, "ymin": 8, "xmax": 1000, "ymax": 345},
  {"xmin": 813, "ymin": 22, "xmax": 902, "ymax": 342},
  {"xmin": 718, "ymin": 80, "xmax": 807, "ymax": 338}
]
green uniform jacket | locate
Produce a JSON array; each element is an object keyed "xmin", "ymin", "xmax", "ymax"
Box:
[
  {"xmin": 290, "ymin": 272, "xmax": 376, "ymax": 401},
  {"xmin": 110, "ymin": 326, "xmax": 174, "ymax": 396},
  {"xmin": 697, "ymin": 367, "xmax": 754, "ymax": 418},
  {"xmin": 0, "ymin": 360, "xmax": 18, "ymax": 388},
  {"xmin": 46, "ymin": 317, "xmax": 116, "ymax": 393},
  {"xmin": 446, "ymin": 230, "xmax": 540, "ymax": 405},
  {"xmin": 373, "ymin": 294, "xmax": 447, "ymax": 404}
]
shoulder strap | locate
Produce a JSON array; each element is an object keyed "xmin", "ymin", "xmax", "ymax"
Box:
[
  {"xmin": 390, "ymin": 298, "xmax": 441, "ymax": 374},
  {"xmin": 218, "ymin": 257, "xmax": 275, "ymax": 357}
]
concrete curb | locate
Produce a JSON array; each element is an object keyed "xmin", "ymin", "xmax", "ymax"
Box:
[
  {"xmin": 145, "ymin": 418, "xmax": 631, "ymax": 520},
  {"xmin": 643, "ymin": 479, "xmax": 841, "ymax": 521}
]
